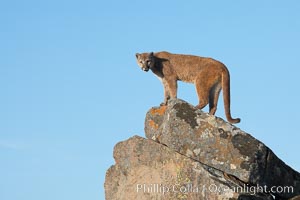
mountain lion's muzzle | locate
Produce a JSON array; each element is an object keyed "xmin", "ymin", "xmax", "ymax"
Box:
[{"xmin": 142, "ymin": 66, "xmax": 149, "ymax": 72}]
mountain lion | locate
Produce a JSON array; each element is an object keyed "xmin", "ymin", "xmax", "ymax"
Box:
[{"xmin": 135, "ymin": 51, "xmax": 240, "ymax": 124}]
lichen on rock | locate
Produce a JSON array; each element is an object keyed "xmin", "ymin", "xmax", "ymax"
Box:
[{"xmin": 105, "ymin": 98, "xmax": 300, "ymax": 200}]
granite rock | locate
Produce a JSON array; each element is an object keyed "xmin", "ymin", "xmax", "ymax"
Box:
[{"xmin": 105, "ymin": 98, "xmax": 300, "ymax": 200}]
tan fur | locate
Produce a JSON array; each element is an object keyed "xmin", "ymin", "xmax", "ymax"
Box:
[{"xmin": 135, "ymin": 51, "xmax": 240, "ymax": 124}]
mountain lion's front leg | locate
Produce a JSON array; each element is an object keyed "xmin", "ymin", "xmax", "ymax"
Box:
[
  {"xmin": 161, "ymin": 80, "xmax": 170, "ymax": 106},
  {"xmin": 166, "ymin": 78, "xmax": 177, "ymax": 102}
]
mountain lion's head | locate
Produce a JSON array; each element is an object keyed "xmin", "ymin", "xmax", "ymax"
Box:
[{"xmin": 135, "ymin": 52, "xmax": 154, "ymax": 72}]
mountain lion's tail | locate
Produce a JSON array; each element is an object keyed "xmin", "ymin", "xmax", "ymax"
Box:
[{"xmin": 222, "ymin": 69, "xmax": 241, "ymax": 124}]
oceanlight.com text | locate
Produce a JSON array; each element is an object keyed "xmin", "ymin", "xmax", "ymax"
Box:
[{"xmin": 136, "ymin": 183, "xmax": 294, "ymax": 195}]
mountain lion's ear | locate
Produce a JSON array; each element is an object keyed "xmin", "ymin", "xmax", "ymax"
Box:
[
  {"xmin": 135, "ymin": 53, "xmax": 140, "ymax": 59},
  {"xmin": 149, "ymin": 52, "xmax": 154, "ymax": 58}
]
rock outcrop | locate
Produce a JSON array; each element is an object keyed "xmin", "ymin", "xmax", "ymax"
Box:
[{"xmin": 105, "ymin": 99, "xmax": 300, "ymax": 200}]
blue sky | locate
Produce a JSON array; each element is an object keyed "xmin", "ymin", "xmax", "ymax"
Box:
[{"xmin": 1, "ymin": 0, "xmax": 300, "ymax": 199}]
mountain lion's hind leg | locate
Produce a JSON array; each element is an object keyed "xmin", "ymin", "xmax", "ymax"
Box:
[
  {"xmin": 195, "ymin": 79, "xmax": 209, "ymax": 109},
  {"xmin": 209, "ymin": 83, "xmax": 221, "ymax": 115}
]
